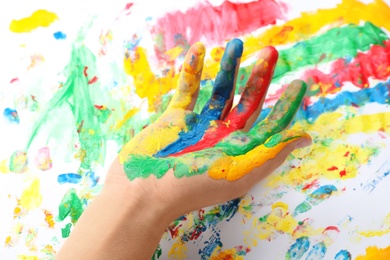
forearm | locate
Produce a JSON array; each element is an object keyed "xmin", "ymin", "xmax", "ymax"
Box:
[{"xmin": 56, "ymin": 185, "xmax": 171, "ymax": 260}]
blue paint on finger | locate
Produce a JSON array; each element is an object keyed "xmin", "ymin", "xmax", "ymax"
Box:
[{"xmin": 156, "ymin": 39, "xmax": 243, "ymax": 157}]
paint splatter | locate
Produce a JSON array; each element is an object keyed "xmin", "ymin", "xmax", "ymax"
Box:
[
  {"xmin": 53, "ymin": 31, "xmax": 66, "ymax": 40},
  {"xmin": 35, "ymin": 147, "xmax": 52, "ymax": 171},
  {"xmin": 20, "ymin": 179, "xmax": 43, "ymax": 210},
  {"xmin": 10, "ymin": 10, "xmax": 58, "ymax": 33},
  {"xmin": 9, "ymin": 151, "xmax": 28, "ymax": 173},
  {"xmin": 4, "ymin": 108, "xmax": 19, "ymax": 124}
]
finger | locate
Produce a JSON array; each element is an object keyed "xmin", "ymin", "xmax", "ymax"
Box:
[
  {"xmin": 168, "ymin": 42, "xmax": 206, "ymax": 111},
  {"xmin": 225, "ymin": 46, "xmax": 278, "ymax": 131},
  {"xmin": 200, "ymin": 38, "xmax": 243, "ymax": 120},
  {"xmin": 251, "ymin": 79, "xmax": 307, "ymax": 134},
  {"xmin": 208, "ymin": 130, "xmax": 311, "ymax": 181},
  {"xmin": 215, "ymin": 79, "xmax": 307, "ymax": 156}
]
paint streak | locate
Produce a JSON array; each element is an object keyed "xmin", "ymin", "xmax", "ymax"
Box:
[
  {"xmin": 9, "ymin": 151, "xmax": 28, "ymax": 173},
  {"xmin": 53, "ymin": 31, "xmax": 66, "ymax": 40},
  {"xmin": 153, "ymin": 0, "xmax": 284, "ymax": 49},
  {"xmin": 303, "ymin": 39, "xmax": 390, "ymax": 94},
  {"xmin": 20, "ymin": 179, "xmax": 42, "ymax": 210},
  {"xmin": 10, "ymin": 10, "xmax": 58, "ymax": 33},
  {"xmin": 335, "ymin": 250, "xmax": 352, "ymax": 260},
  {"xmin": 58, "ymin": 188, "xmax": 84, "ymax": 224},
  {"xmin": 356, "ymin": 246, "xmax": 390, "ymax": 260},
  {"xmin": 35, "ymin": 147, "xmax": 52, "ymax": 171},
  {"xmin": 26, "ymin": 44, "xmax": 104, "ymax": 170},
  {"xmin": 202, "ymin": 0, "xmax": 390, "ymax": 80},
  {"xmin": 358, "ymin": 213, "xmax": 390, "ymax": 237},
  {"xmin": 286, "ymin": 236, "xmax": 310, "ymax": 260},
  {"xmin": 4, "ymin": 108, "xmax": 19, "ymax": 124},
  {"xmin": 57, "ymin": 173, "xmax": 82, "ymax": 184}
]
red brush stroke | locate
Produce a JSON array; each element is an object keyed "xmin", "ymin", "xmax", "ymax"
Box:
[
  {"xmin": 153, "ymin": 0, "xmax": 284, "ymax": 49},
  {"xmin": 303, "ymin": 39, "xmax": 390, "ymax": 93}
]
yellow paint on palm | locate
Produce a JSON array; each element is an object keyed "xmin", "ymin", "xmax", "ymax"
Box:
[
  {"xmin": 356, "ymin": 246, "xmax": 390, "ymax": 260},
  {"xmin": 268, "ymin": 111, "xmax": 389, "ymax": 187},
  {"xmin": 20, "ymin": 178, "xmax": 42, "ymax": 210},
  {"xmin": 208, "ymin": 131, "xmax": 309, "ymax": 181},
  {"xmin": 9, "ymin": 10, "xmax": 58, "ymax": 33},
  {"xmin": 118, "ymin": 108, "xmax": 191, "ymax": 161}
]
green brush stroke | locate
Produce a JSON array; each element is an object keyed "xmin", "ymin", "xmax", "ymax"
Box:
[
  {"xmin": 58, "ymin": 188, "xmax": 84, "ymax": 224},
  {"xmin": 235, "ymin": 22, "xmax": 388, "ymax": 91}
]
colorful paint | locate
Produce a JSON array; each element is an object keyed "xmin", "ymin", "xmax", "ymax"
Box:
[{"xmin": 1, "ymin": 0, "xmax": 390, "ymax": 259}]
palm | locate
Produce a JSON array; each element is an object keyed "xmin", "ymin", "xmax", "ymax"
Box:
[{"xmin": 113, "ymin": 39, "xmax": 309, "ymax": 182}]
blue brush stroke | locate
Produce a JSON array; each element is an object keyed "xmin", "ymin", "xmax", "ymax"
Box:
[
  {"xmin": 334, "ymin": 250, "xmax": 352, "ymax": 260},
  {"xmin": 58, "ymin": 173, "xmax": 82, "ymax": 184},
  {"xmin": 155, "ymin": 39, "xmax": 243, "ymax": 157},
  {"xmin": 3, "ymin": 108, "xmax": 19, "ymax": 124},
  {"xmin": 53, "ymin": 31, "xmax": 67, "ymax": 40},
  {"xmin": 286, "ymin": 236, "xmax": 310, "ymax": 260},
  {"xmin": 255, "ymin": 79, "xmax": 390, "ymax": 126},
  {"xmin": 199, "ymin": 233, "xmax": 223, "ymax": 260}
]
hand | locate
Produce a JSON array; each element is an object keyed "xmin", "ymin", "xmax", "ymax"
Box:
[
  {"xmin": 59, "ymin": 39, "xmax": 312, "ymax": 260},
  {"xmin": 106, "ymin": 39, "xmax": 311, "ymax": 220}
]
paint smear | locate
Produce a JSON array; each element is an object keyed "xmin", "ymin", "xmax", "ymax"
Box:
[
  {"xmin": 43, "ymin": 210, "xmax": 55, "ymax": 228},
  {"xmin": 10, "ymin": 10, "xmax": 58, "ymax": 33},
  {"xmin": 4, "ymin": 108, "xmax": 20, "ymax": 124},
  {"xmin": 57, "ymin": 173, "xmax": 82, "ymax": 184},
  {"xmin": 58, "ymin": 188, "xmax": 83, "ymax": 224},
  {"xmin": 153, "ymin": 0, "xmax": 284, "ymax": 49},
  {"xmin": 356, "ymin": 246, "xmax": 390, "ymax": 260},
  {"xmin": 286, "ymin": 236, "xmax": 310, "ymax": 260},
  {"xmin": 358, "ymin": 213, "xmax": 390, "ymax": 237},
  {"xmin": 9, "ymin": 150, "xmax": 28, "ymax": 173},
  {"xmin": 35, "ymin": 147, "xmax": 52, "ymax": 171},
  {"xmin": 53, "ymin": 31, "xmax": 66, "ymax": 40},
  {"xmin": 335, "ymin": 250, "xmax": 352, "ymax": 260},
  {"xmin": 306, "ymin": 242, "xmax": 327, "ymax": 259},
  {"xmin": 20, "ymin": 178, "xmax": 42, "ymax": 210}
]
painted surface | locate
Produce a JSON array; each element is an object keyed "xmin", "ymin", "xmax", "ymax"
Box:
[{"xmin": 1, "ymin": 0, "xmax": 390, "ymax": 259}]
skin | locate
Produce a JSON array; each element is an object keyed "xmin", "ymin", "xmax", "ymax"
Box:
[{"xmin": 57, "ymin": 40, "xmax": 311, "ymax": 259}]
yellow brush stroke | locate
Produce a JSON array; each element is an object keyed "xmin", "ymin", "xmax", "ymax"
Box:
[
  {"xmin": 269, "ymin": 111, "xmax": 390, "ymax": 186},
  {"xmin": 356, "ymin": 246, "xmax": 390, "ymax": 260},
  {"xmin": 10, "ymin": 10, "xmax": 58, "ymax": 33},
  {"xmin": 124, "ymin": 47, "xmax": 178, "ymax": 112},
  {"xmin": 20, "ymin": 178, "xmax": 42, "ymax": 210},
  {"xmin": 358, "ymin": 213, "xmax": 390, "ymax": 237},
  {"xmin": 115, "ymin": 108, "xmax": 140, "ymax": 130},
  {"xmin": 0, "ymin": 159, "xmax": 8, "ymax": 173}
]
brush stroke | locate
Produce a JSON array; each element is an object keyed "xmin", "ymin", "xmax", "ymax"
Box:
[
  {"xmin": 153, "ymin": 0, "xmax": 283, "ymax": 49},
  {"xmin": 10, "ymin": 10, "xmax": 58, "ymax": 33}
]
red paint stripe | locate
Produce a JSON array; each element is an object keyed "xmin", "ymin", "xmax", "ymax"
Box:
[{"xmin": 153, "ymin": 0, "xmax": 284, "ymax": 49}]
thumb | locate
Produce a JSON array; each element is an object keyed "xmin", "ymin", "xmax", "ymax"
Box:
[{"xmin": 208, "ymin": 130, "xmax": 311, "ymax": 181}]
